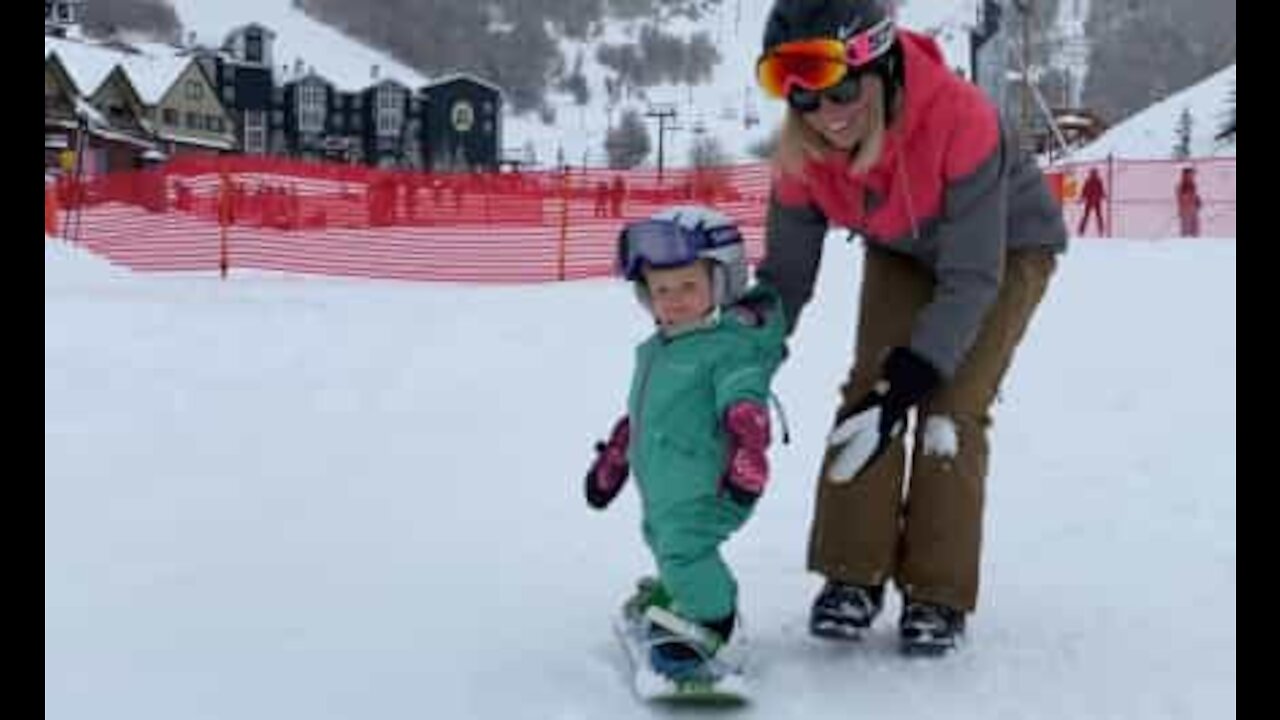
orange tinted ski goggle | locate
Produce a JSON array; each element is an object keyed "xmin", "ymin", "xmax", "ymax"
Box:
[
  {"xmin": 756, "ymin": 40, "xmax": 850, "ymax": 100},
  {"xmin": 756, "ymin": 18, "xmax": 897, "ymax": 100}
]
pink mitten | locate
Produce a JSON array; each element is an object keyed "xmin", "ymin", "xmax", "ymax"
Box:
[{"xmin": 723, "ymin": 401, "xmax": 771, "ymax": 505}]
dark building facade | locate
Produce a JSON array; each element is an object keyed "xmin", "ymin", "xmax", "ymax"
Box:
[
  {"xmin": 280, "ymin": 71, "xmax": 335, "ymax": 161},
  {"xmin": 418, "ymin": 74, "xmax": 502, "ymax": 172},
  {"xmin": 191, "ymin": 23, "xmax": 277, "ymax": 155},
  {"xmin": 360, "ymin": 78, "xmax": 416, "ymax": 168},
  {"xmin": 186, "ymin": 26, "xmax": 504, "ymax": 172}
]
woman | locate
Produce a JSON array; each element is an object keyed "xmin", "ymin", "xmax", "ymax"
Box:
[{"xmin": 753, "ymin": 0, "xmax": 1068, "ymax": 656}]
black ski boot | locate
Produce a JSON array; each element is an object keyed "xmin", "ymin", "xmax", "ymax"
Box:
[
  {"xmin": 899, "ymin": 599, "xmax": 966, "ymax": 656},
  {"xmin": 809, "ymin": 580, "xmax": 884, "ymax": 640}
]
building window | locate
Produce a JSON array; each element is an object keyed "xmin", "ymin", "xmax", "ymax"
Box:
[
  {"xmin": 45, "ymin": 1, "xmax": 53, "ymax": 21},
  {"xmin": 244, "ymin": 110, "xmax": 267, "ymax": 154},
  {"xmin": 376, "ymin": 86, "xmax": 403, "ymax": 137},
  {"xmin": 186, "ymin": 111, "xmax": 200, "ymax": 129},
  {"xmin": 245, "ymin": 31, "xmax": 264, "ymax": 64},
  {"xmin": 58, "ymin": 3, "xmax": 71, "ymax": 22},
  {"xmin": 297, "ymin": 82, "xmax": 326, "ymax": 134},
  {"xmin": 185, "ymin": 80, "xmax": 203, "ymax": 101},
  {"xmin": 223, "ymin": 85, "xmax": 235, "ymax": 104},
  {"xmin": 163, "ymin": 108, "xmax": 179, "ymax": 125}
]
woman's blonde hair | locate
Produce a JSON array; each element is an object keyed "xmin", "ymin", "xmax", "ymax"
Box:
[{"xmin": 771, "ymin": 75, "xmax": 888, "ymax": 181}]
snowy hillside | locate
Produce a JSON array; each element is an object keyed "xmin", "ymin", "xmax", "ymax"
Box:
[
  {"xmin": 164, "ymin": 0, "xmax": 979, "ymax": 169},
  {"xmin": 166, "ymin": 0, "xmax": 429, "ymax": 91},
  {"xmin": 1069, "ymin": 63, "xmax": 1235, "ymax": 162}
]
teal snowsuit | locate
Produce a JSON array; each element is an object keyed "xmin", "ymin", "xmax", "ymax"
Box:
[{"xmin": 626, "ymin": 284, "xmax": 787, "ymax": 622}]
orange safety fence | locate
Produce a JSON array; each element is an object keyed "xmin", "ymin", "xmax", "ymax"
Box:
[
  {"xmin": 53, "ymin": 155, "xmax": 773, "ymax": 283},
  {"xmin": 51, "ymin": 153, "xmax": 1235, "ymax": 283},
  {"xmin": 1045, "ymin": 155, "xmax": 1235, "ymax": 239}
]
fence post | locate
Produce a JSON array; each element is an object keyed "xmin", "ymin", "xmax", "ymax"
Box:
[
  {"xmin": 558, "ymin": 165, "xmax": 570, "ymax": 281},
  {"xmin": 218, "ymin": 170, "xmax": 231, "ymax": 279},
  {"xmin": 45, "ymin": 182, "xmax": 59, "ymax": 237},
  {"xmin": 1106, "ymin": 153, "xmax": 1115, "ymax": 238}
]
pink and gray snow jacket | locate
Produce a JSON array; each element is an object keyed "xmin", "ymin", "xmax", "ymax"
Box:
[{"xmin": 757, "ymin": 30, "xmax": 1068, "ymax": 379}]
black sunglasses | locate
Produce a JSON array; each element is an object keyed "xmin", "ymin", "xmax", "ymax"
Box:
[{"xmin": 787, "ymin": 73, "xmax": 864, "ymax": 114}]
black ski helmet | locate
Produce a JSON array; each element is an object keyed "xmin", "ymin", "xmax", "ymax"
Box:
[{"xmin": 761, "ymin": 0, "xmax": 905, "ymax": 118}]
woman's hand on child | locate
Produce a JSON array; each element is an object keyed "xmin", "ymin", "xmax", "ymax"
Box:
[{"xmin": 826, "ymin": 347, "xmax": 939, "ymax": 483}]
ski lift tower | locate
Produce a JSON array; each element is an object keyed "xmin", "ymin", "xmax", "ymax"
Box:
[{"xmin": 644, "ymin": 102, "xmax": 681, "ymax": 185}]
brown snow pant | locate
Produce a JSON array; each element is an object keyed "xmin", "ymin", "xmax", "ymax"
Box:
[{"xmin": 807, "ymin": 246, "xmax": 1057, "ymax": 612}]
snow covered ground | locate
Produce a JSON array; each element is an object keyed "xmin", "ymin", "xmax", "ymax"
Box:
[{"xmin": 46, "ymin": 231, "xmax": 1235, "ymax": 719}]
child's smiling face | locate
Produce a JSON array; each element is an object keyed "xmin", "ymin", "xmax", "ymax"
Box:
[{"xmin": 643, "ymin": 261, "xmax": 714, "ymax": 328}]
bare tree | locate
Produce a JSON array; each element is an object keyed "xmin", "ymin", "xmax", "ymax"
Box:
[
  {"xmin": 605, "ymin": 109, "xmax": 651, "ymax": 169},
  {"xmin": 689, "ymin": 135, "xmax": 729, "ymax": 168}
]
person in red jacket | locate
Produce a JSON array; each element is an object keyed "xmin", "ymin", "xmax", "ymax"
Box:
[
  {"xmin": 754, "ymin": 0, "xmax": 1068, "ymax": 655},
  {"xmin": 1176, "ymin": 166, "xmax": 1202, "ymax": 237},
  {"xmin": 1078, "ymin": 168, "xmax": 1106, "ymax": 236}
]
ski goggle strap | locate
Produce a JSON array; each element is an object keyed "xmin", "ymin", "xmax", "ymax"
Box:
[
  {"xmin": 755, "ymin": 17, "xmax": 896, "ymax": 99},
  {"xmin": 846, "ymin": 17, "xmax": 896, "ymax": 67},
  {"xmin": 617, "ymin": 219, "xmax": 741, "ymax": 281}
]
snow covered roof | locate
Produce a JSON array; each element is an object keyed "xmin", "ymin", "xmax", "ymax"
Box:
[
  {"xmin": 46, "ymin": 35, "xmax": 222, "ymax": 116},
  {"xmin": 72, "ymin": 96, "xmax": 107, "ymax": 127},
  {"xmin": 118, "ymin": 53, "xmax": 195, "ymax": 105},
  {"xmin": 368, "ymin": 77, "xmax": 411, "ymax": 93},
  {"xmin": 88, "ymin": 125, "xmax": 156, "ymax": 149},
  {"xmin": 157, "ymin": 131, "xmax": 236, "ymax": 151},
  {"xmin": 46, "ymin": 36, "xmax": 120, "ymax": 95},
  {"xmin": 282, "ymin": 70, "xmax": 333, "ymax": 88},
  {"xmin": 224, "ymin": 23, "xmax": 277, "ymax": 40},
  {"xmin": 421, "ymin": 73, "xmax": 504, "ymax": 97}
]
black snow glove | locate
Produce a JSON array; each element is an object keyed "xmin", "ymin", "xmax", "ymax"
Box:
[{"xmin": 826, "ymin": 347, "xmax": 940, "ymax": 483}]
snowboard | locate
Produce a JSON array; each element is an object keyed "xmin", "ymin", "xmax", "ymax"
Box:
[{"xmin": 611, "ymin": 609, "xmax": 750, "ymax": 704}]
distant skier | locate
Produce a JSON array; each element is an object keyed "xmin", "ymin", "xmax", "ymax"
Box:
[
  {"xmin": 1078, "ymin": 168, "xmax": 1106, "ymax": 236},
  {"xmin": 1176, "ymin": 166, "xmax": 1202, "ymax": 237}
]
